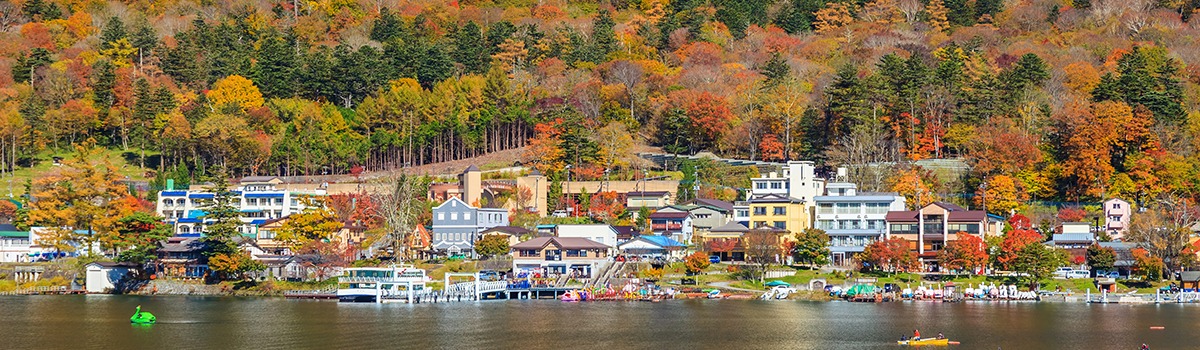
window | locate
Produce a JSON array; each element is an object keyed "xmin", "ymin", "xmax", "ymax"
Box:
[
  {"xmin": 770, "ymin": 182, "xmax": 782, "ymax": 189},
  {"xmin": 291, "ymin": 199, "xmax": 298, "ymax": 206},
  {"xmin": 818, "ymin": 203, "xmax": 834, "ymax": 214},
  {"xmin": 865, "ymin": 203, "xmax": 889, "ymax": 214},
  {"xmin": 753, "ymin": 207, "xmax": 767, "ymax": 216},
  {"xmin": 519, "ymin": 249, "xmax": 539, "ymax": 257},
  {"xmin": 451, "ymin": 213, "xmax": 458, "ymax": 220},
  {"xmin": 818, "ymin": 220, "xmax": 836, "ymax": 230},
  {"xmin": 947, "ymin": 223, "xmax": 980, "ymax": 234},
  {"xmin": 756, "ymin": 182, "xmax": 767, "ymax": 189},
  {"xmin": 464, "ymin": 212, "xmax": 471, "ymax": 220},
  {"xmin": 773, "ymin": 221, "xmax": 787, "ymax": 230},
  {"xmin": 867, "ymin": 220, "xmax": 885, "ymax": 230},
  {"xmin": 754, "ymin": 221, "xmax": 767, "ymax": 228},
  {"xmin": 837, "ymin": 220, "xmax": 861, "ymax": 230},
  {"xmin": 248, "ymin": 198, "xmax": 258, "ymax": 206},
  {"xmin": 274, "ymin": 198, "xmax": 284, "ymax": 205},
  {"xmin": 836, "ymin": 203, "xmax": 861, "ymax": 214},
  {"xmin": 437, "ymin": 213, "xmax": 445, "ymax": 221},
  {"xmin": 1114, "ymin": 203, "xmax": 1121, "ymax": 209},
  {"xmin": 889, "ymin": 223, "xmax": 918, "ymax": 234},
  {"xmin": 773, "ymin": 207, "xmax": 786, "ymax": 215},
  {"xmin": 565, "ymin": 249, "xmax": 584, "ymax": 257},
  {"xmin": 737, "ymin": 210, "xmax": 749, "ymax": 217}
]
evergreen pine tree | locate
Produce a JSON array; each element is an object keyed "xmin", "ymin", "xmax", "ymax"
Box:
[
  {"xmin": 761, "ymin": 52, "xmax": 791, "ymax": 87},
  {"xmin": 101, "ymin": 17, "xmax": 128, "ymax": 50},
  {"xmin": 252, "ymin": 34, "xmax": 297, "ymax": 98},
  {"xmin": 593, "ymin": 9, "xmax": 618, "ymax": 59},
  {"xmin": 92, "ymin": 60, "xmax": 117, "ymax": 111},
  {"xmin": 452, "ymin": 21, "xmax": 488, "ymax": 74},
  {"xmin": 199, "ymin": 168, "xmax": 243, "ymax": 258}
]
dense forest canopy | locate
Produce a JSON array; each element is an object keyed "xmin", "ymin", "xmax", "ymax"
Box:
[{"xmin": 0, "ymin": 0, "xmax": 1198, "ymax": 207}]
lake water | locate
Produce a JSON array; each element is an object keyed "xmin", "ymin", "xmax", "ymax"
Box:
[{"xmin": 2, "ymin": 295, "xmax": 1195, "ymax": 349}]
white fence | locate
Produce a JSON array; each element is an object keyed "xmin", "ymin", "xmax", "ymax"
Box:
[{"xmin": 764, "ymin": 270, "xmax": 794, "ymax": 279}]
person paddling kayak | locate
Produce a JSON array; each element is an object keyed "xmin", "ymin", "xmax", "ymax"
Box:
[{"xmin": 913, "ymin": 329, "xmax": 921, "ymax": 340}]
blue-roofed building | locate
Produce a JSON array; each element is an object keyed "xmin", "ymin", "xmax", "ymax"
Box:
[
  {"xmin": 155, "ymin": 176, "xmax": 326, "ymax": 237},
  {"xmin": 617, "ymin": 235, "xmax": 686, "ymax": 259}
]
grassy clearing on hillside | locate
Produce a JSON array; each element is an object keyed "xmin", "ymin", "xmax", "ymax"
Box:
[{"xmin": 5, "ymin": 148, "xmax": 157, "ymax": 193}]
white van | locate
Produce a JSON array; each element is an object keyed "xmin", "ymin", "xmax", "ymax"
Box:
[
  {"xmin": 1053, "ymin": 267, "xmax": 1073, "ymax": 279},
  {"xmin": 1067, "ymin": 270, "xmax": 1091, "ymax": 279}
]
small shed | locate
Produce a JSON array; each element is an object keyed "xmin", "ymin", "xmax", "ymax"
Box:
[
  {"xmin": 1180, "ymin": 271, "xmax": 1200, "ymax": 291},
  {"xmin": 85, "ymin": 262, "xmax": 139, "ymax": 293}
]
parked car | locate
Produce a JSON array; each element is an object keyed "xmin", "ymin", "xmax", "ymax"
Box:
[
  {"xmin": 1053, "ymin": 267, "xmax": 1074, "ymax": 279},
  {"xmin": 1067, "ymin": 270, "xmax": 1091, "ymax": 279}
]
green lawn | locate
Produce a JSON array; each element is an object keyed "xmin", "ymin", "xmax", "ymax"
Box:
[{"xmin": 6, "ymin": 147, "xmax": 157, "ymax": 193}]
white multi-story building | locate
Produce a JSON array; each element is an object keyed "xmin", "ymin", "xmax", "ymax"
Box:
[
  {"xmin": 813, "ymin": 182, "xmax": 906, "ymax": 266},
  {"xmin": 749, "ymin": 161, "xmax": 826, "ymax": 203},
  {"xmin": 155, "ymin": 176, "xmax": 325, "ymax": 237}
]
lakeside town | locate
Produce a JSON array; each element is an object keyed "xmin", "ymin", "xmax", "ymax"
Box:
[{"xmin": 3, "ymin": 155, "xmax": 1197, "ymax": 306}]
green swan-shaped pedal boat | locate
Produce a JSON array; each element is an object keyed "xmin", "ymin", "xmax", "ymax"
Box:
[{"xmin": 130, "ymin": 305, "xmax": 156, "ymax": 324}]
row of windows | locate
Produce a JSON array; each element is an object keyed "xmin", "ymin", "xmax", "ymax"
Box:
[
  {"xmin": 436, "ymin": 232, "xmax": 473, "ymax": 241},
  {"xmin": 816, "ymin": 202, "xmax": 891, "ymax": 215},
  {"xmin": 435, "ymin": 211, "xmax": 507, "ymax": 222},
  {"xmin": 752, "ymin": 221, "xmax": 788, "ymax": 230},
  {"xmin": 817, "ymin": 220, "xmax": 886, "ymax": 231},
  {"xmin": 830, "ymin": 236, "xmax": 875, "ymax": 247},
  {"xmin": 751, "ymin": 206, "xmax": 789, "ymax": 216},
  {"xmin": 754, "ymin": 181, "xmax": 789, "ymax": 189},
  {"xmin": 162, "ymin": 197, "xmax": 295, "ymax": 207}
]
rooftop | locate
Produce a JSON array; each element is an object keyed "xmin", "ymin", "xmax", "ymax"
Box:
[{"xmin": 511, "ymin": 237, "xmax": 610, "ymax": 250}]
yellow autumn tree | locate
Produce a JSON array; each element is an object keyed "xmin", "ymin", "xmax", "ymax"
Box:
[
  {"xmin": 206, "ymin": 75, "xmax": 265, "ymax": 112},
  {"xmin": 926, "ymin": 0, "xmax": 949, "ymax": 32},
  {"xmin": 889, "ymin": 166, "xmax": 940, "ymax": 209},
  {"xmin": 276, "ymin": 202, "xmax": 344, "ymax": 250},
  {"xmin": 28, "ymin": 139, "xmax": 131, "ymax": 255},
  {"xmin": 814, "ymin": 3, "xmax": 855, "ymax": 34},
  {"xmin": 976, "ymin": 175, "xmax": 1026, "ymax": 215}
]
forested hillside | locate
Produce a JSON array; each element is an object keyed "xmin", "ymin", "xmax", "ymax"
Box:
[{"xmin": 1, "ymin": 0, "xmax": 1199, "ymax": 208}]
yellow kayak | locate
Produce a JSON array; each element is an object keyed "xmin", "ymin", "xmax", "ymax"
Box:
[{"xmin": 897, "ymin": 338, "xmax": 951, "ymax": 346}]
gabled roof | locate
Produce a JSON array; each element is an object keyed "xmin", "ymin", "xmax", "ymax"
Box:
[
  {"xmin": 239, "ymin": 176, "xmax": 281, "ymax": 184},
  {"xmin": 691, "ymin": 198, "xmax": 734, "ymax": 213},
  {"xmin": 710, "ymin": 222, "xmax": 749, "ymax": 233},
  {"xmin": 748, "ymin": 193, "xmax": 804, "ymax": 203},
  {"xmin": 510, "ymin": 237, "xmax": 610, "ymax": 250},
  {"xmin": 612, "ymin": 225, "xmax": 637, "ymax": 238},
  {"xmin": 885, "ymin": 211, "xmax": 919, "ymax": 222},
  {"xmin": 931, "ymin": 202, "xmax": 967, "ymax": 211},
  {"xmin": 463, "ymin": 165, "xmax": 481, "ymax": 172},
  {"xmin": 87, "ymin": 261, "xmax": 140, "ymax": 268},
  {"xmin": 159, "ymin": 238, "xmax": 204, "ymax": 253},
  {"xmin": 947, "ymin": 211, "xmax": 986, "ymax": 222}
]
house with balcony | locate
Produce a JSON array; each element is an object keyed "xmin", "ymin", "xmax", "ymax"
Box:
[
  {"xmin": 510, "ymin": 237, "xmax": 611, "ymax": 278},
  {"xmin": 813, "ymin": 183, "xmax": 906, "ymax": 266},
  {"xmin": 156, "ymin": 176, "xmax": 324, "ymax": 236},
  {"xmin": 1103, "ymin": 198, "xmax": 1131, "ymax": 241},
  {"xmin": 656, "ymin": 200, "xmax": 732, "ymax": 235},
  {"xmin": 430, "ymin": 197, "xmax": 509, "ymax": 258},
  {"xmin": 701, "ymin": 222, "xmax": 750, "ymax": 261},
  {"xmin": 552, "ymin": 224, "xmax": 620, "ymax": 253},
  {"xmin": 648, "ymin": 211, "xmax": 694, "ymax": 245},
  {"xmin": 747, "ymin": 194, "xmax": 808, "ymax": 233},
  {"xmin": 0, "ymin": 224, "xmax": 32, "ymax": 263},
  {"xmin": 884, "ymin": 202, "xmax": 990, "ymax": 271}
]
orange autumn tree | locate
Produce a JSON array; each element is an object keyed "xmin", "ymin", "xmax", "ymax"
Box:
[
  {"xmin": 758, "ymin": 134, "xmax": 785, "ymax": 161},
  {"xmin": 860, "ymin": 237, "xmax": 919, "ymax": 273},
  {"xmin": 587, "ymin": 191, "xmax": 625, "ymax": 223},
  {"xmin": 938, "ymin": 232, "xmax": 989, "ymax": 274}
]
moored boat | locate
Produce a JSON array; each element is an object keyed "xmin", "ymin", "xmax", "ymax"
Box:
[{"xmin": 337, "ymin": 265, "xmax": 429, "ymax": 303}]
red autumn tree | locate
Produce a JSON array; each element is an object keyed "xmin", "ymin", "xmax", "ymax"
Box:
[
  {"xmin": 997, "ymin": 229, "xmax": 1044, "ymax": 270},
  {"xmin": 587, "ymin": 191, "xmax": 625, "ymax": 223},
  {"xmin": 1057, "ymin": 207, "xmax": 1088, "ymax": 222},
  {"xmin": 860, "ymin": 237, "xmax": 919, "ymax": 273},
  {"xmin": 1008, "ymin": 213, "xmax": 1033, "ymax": 230},
  {"xmin": 758, "ymin": 134, "xmax": 784, "ymax": 161},
  {"xmin": 937, "ymin": 232, "xmax": 989, "ymax": 274}
]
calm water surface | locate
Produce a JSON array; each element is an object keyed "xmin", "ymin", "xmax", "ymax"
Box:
[{"xmin": 1, "ymin": 295, "xmax": 1196, "ymax": 350}]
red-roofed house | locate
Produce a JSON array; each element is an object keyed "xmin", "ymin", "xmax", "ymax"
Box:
[{"xmin": 885, "ymin": 202, "xmax": 992, "ymax": 271}]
